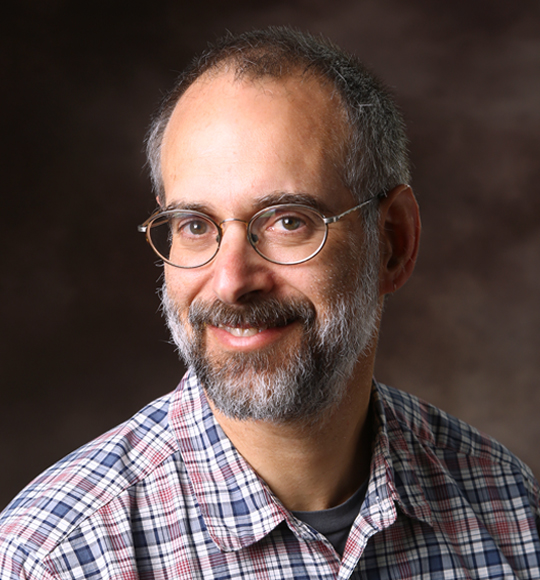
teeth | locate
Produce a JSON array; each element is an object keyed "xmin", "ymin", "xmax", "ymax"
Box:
[
  {"xmin": 218, "ymin": 325, "xmax": 266, "ymax": 337},
  {"xmin": 227, "ymin": 327, "xmax": 259, "ymax": 337}
]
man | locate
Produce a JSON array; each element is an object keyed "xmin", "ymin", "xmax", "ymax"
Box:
[{"xmin": 1, "ymin": 27, "xmax": 539, "ymax": 579}]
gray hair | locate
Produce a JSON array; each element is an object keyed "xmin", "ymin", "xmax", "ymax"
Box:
[{"xmin": 146, "ymin": 26, "xmax": 410, "ymax": 237}]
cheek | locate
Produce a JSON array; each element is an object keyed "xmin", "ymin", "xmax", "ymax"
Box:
[
  {"xmin": 164, "ymin": 266, "xmax": 207, "ymax": 308},
  {"xmin": 313, "ymin": 239, "xmax": 363, "ymax": 295},
  {"xmin": 296, "ymin": 262, "xmax": 353, "ymax": 314}
]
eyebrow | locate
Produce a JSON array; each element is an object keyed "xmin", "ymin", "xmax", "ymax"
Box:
[
  {"xmin": 162, "ymin": 200, "xmax": 214, "ymax": 213},
  {"xmin": 162, "ymin": 192, "xmax": 334, "ymax": 217},
  {"xmin": 255, "ymin": 192, "xmax": 332, "ymax": 214}
]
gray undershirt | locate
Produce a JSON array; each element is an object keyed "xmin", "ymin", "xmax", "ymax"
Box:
[{"xmin": 292, "ymin": 479, "xmax": 368, "ymax": 556}]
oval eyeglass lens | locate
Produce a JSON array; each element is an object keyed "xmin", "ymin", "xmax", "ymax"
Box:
[
  {"xmin": 149, "ymin": 213, "xmax": 219, "ymax": 268},
  {"xmin": 251, "ymin": 206, "xmax": 326, "ymax": 263}
]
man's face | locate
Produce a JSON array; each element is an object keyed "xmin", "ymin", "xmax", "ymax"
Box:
[{"xmin": 160, "ymin": 71, "xmax": 381, "ymax": 422}]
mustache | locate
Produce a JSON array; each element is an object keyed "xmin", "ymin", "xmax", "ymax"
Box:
[{"xmin": 188, "ymin": 297, "xmax": 316, "ymax": 329}]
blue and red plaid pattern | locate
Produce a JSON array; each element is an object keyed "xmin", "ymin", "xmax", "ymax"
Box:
[{"xmin": 1, "ymin": 370, "xmax": 539, "ymax": 579}]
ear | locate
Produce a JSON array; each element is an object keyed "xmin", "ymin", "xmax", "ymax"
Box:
[{"xmin": 378, "ymin": 184, "xmax": 421, "ymax": 296}]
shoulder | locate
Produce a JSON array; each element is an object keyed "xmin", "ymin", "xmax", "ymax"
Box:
[
  {"xmin": 0, "ymin": 392, "xmax": 179, "ymax": 570},
  {"xmin": 375, "ymin": 381, "xmax": 540, "ymax": 500}
]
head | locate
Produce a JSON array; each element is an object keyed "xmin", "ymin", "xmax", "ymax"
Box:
[
  {"xmin": 144, "ymin": 27, "xmax": 419, "ymax": 423},
  {"xmin": 147, "ymin": 27, "xmax": 410, "ymax": 222}
]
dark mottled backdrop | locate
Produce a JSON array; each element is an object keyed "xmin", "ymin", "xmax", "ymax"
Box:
[{"xmin": 1, "ymin": 0, "xmax": 539, "ymax": 508}]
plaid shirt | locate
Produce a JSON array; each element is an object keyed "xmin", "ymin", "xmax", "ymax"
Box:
[{"xmin": 1, "ymin": 370, "xmax": 539, "ymax": 579}]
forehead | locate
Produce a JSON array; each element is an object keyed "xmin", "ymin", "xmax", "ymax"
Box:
[{"xmin": 160, "ymin": 70, "xmax": 352, "ymax": 213}]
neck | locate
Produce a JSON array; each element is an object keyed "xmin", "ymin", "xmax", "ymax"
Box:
[{"xmin": 207, "ymin": 354, "xmax": 375, "ymax": 512}]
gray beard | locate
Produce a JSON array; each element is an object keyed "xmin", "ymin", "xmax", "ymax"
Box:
[{"xmin": 161, "ymin": 252, "xmax": 380, "ymax": 423}]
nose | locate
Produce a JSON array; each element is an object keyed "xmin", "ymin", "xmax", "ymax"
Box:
[{"xmin": 211, "ymin": 220, "xmax": 274, "ymax": 304}]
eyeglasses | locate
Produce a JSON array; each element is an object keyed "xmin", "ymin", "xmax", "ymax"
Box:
[{"xmin": 138, "ymin": 193, "xmax": 383, "ymax": 268}]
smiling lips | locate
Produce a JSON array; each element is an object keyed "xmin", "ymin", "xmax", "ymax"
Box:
[
  {"xmin": 217, "ymin": 324, "xmax": 268, "ymax": 337},
  {"xmin": 190, "ymin": 297, "xmax": 316, "ymax": 343}
]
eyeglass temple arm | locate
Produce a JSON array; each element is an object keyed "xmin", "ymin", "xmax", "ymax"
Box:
[
  {"xmin": 138, "ymin": 211, "xmax": 161, "ymax": 233},
  {"xmin": 323, "ymin": 191, "xmax": 388, "ymax": 225}
]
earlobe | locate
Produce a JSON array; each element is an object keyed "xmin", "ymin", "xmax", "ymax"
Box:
[{"xmin": 378, "ymin": 184, "xmax": 421, "ymax": 296}]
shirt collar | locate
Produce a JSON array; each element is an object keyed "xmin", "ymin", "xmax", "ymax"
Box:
[
  {"xmin": 168, "ymin": 369, "xmax": 287, "ymax": 552},
  {"xmin": 168, "ymin": 371, "xmax": 433, "ymax": 553},
  {"xmin": 339, "ymin": 383, "xmax": 434, "ymax": 575},
  {"xmin": 366, "ymin": 381, "xmax": 434, "ymax": 528}
]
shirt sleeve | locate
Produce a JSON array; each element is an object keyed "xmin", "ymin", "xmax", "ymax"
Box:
[{"xmin": 0, "ymin": 535, "xmax": 58, "ymax": 580}]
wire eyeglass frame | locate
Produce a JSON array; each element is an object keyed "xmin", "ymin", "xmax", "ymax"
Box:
[{"xmin": 138, "ymin": 191, "xmax": 385, "ymax": 268}]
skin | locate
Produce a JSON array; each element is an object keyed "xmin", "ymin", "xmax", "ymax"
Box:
[{"xmin": 160, "ymin": 70, "xmax": 420, "ymax": 511}]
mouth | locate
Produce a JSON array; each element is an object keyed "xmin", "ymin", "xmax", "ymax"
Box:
[
  {"xmin": 210, "ymin": 319, "xmax": 300, "ymax": 350},
  {"xmin": 217, "ymin": 324, "xmax": 268, "ymax": 337},
  {"xmin": 189, "ymin": 297, "xmax": 316, "ymax": 346}
]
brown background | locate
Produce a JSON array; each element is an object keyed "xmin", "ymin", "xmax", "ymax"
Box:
[{"xmin": 1, "ymin": 0, "xmax": 539, "ymax": 509}]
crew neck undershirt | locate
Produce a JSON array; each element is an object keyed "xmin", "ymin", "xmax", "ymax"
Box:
[{"xmin": 292, "ymin": 479, "xmax": 368, "ymax": 556}]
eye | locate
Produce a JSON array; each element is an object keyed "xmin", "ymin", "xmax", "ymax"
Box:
[
  {"xmin": 266, "ymin": 210, "xmax": 311, "ymax": 233},
  {"xmin": 252, "ymin": 206, "xmax": 321, "ymax": 238},
  {"xmin": 171, "ymin": 214, "xmax": 215, "ymax": 241},
  {"xmin": 183, "ymin": 219, "xmax": 209, "ymax": 235},
  {"xmin": 277, "ymin": 215, "xmax": 304, "ymax": 231}
]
